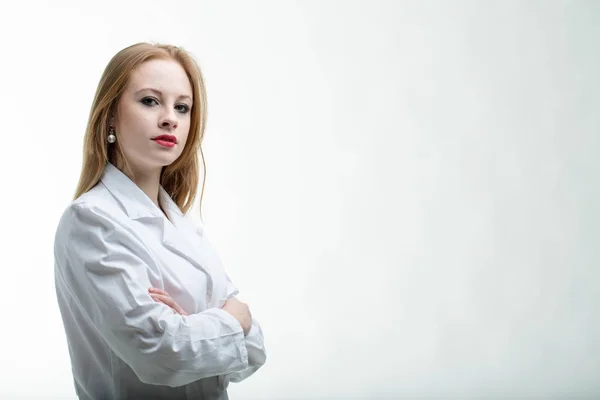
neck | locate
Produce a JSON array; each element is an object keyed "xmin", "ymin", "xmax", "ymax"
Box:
[
  {"xmin": 132, "ymin": 170, "xmax": 162, "ymax": 208},
  {"xmin": 119, "ymin": 162, "xmax": 163, "ymax": 209}
]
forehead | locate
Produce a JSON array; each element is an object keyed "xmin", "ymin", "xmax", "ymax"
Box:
[{"xmin": 126, "ymin": 58, "xmax": 192, "ymax": 96}]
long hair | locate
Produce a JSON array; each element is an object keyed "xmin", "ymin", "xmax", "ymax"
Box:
[{"xmin": 73, "ymin": 42, "xmax": 208, "ymax": 215}]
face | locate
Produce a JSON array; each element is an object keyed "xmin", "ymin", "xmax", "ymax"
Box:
[{"xmin": 113, "ymin": 58, "xmax": 193, "ymax": 176}]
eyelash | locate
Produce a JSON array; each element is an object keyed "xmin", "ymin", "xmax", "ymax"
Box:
[{"xmin": 141, "ymin": 97, "xmax": 190, "ymax": 114}]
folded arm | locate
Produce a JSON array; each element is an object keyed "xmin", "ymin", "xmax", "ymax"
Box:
[
  {"xmin": 221, "ymin": 276, "xmax": 267, "ymax": 383},
  {"xmin": 56, "ymin": 204, "xmax": 250, "ymax": 387}
]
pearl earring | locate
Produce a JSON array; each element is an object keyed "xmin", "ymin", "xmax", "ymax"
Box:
[{"xmin": 108, "ymin": 126, "xmax": 116, "ymax": 144}]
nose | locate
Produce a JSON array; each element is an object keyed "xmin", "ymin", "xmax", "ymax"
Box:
[{"xmin": 158, "ymin": 110, "xmax": 178, "ymax": 130}]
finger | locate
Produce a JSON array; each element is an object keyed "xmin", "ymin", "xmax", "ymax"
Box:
[
  {"xmin": 148, "ymin": 287, "xmax": 170, "ymax": 296},
  {"xmin": 151, "ymin": 294, "xmax": 176, "ymax": 309},
  {"xmin": 151, "ymin": 294, "xmax": 188, "ymax": 316}
]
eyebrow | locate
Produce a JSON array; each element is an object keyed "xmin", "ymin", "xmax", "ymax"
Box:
[{"xmin": 135, "ymin": 88, "xmax": 192, "ymax": 102}]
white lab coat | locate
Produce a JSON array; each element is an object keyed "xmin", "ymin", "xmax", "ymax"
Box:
[{"xmin": 54, "ymin": 162, "xmax": 266, "ymax": 400}]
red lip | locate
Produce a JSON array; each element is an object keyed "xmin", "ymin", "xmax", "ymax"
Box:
[{"xmin": 151, "ymin": 134, "xmax": 177, "ymax": 144}]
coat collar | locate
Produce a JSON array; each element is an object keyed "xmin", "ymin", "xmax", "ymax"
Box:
[
  {"xmin": 99, "ymin": 162, "xmax": 216, "ymax": 302},
  {"xmin": 100, "ymin": 162, "xmax": 184, "ymax": 221}
]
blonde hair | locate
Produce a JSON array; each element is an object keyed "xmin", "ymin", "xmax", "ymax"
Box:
[{"xmin": 73, "ymin": 42, "xmax": 208, "ymax": 215}]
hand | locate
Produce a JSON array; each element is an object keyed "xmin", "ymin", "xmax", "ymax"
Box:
[
  {"xmin": 148, "ymin": 287, "xmax": 189, "ymax": 316},
  {"xmin": 222, "ymin": 297, "xmax": 252, "ymax": 336}
]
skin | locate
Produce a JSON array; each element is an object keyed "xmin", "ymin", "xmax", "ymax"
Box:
[
  {"xmin": 148, "ymin": 288, "xmax": 252, "ymax": 336},
  {"xmin": 113, "ymin": 58, "xmax": 251, "ymax": 335},
  {"xmin": 112, "ymin": 58, "xmax": 192, "ymax": 210}
]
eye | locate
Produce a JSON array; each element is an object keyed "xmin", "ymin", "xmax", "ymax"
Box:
[
  {"xmin": 175, "ymin": 104, "xmax": 190, "ymax": 114},
  {"xmin": 141, "ymin": 97, "xmax": 159, "ymax": 106}
]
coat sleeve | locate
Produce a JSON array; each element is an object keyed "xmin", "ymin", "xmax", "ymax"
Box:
[
  {"xmin": 222, "ymin": 276, "xmax": 267, "ymax": 383},
  {"xmin": 55, "ymin": 203, "xmax": 249, "ymax": 387}
]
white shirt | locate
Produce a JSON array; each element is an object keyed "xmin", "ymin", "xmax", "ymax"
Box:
[{"xmin": 54, "ymin": 163, "xmax": 266, "ymax": 400}]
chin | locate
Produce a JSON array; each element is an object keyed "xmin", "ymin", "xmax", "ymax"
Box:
[{"xmin": 154, "ymin": 154, "xmax": 181, "ymax": 168}]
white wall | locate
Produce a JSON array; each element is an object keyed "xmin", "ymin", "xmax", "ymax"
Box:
[{"xmin": 1, "ymin": 0, "xmax": 598, "ymax": 398}]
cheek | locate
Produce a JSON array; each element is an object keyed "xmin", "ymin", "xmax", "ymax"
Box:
[
  {"xmin": 179, "ymin": 120, "xmax": 192, "ymax": 143},
  {"xmin": 118, "ymin": 107, "xmax": 154, "ymax": 138}
]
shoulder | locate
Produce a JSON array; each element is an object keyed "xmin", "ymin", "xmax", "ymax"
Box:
[
  {"xmin": 74, "ymin": 182, "xmax": 124, "ymax": 214},
  {"xmin": 54, "ymin": 183, "xmax": 128, "ymax": 244}
]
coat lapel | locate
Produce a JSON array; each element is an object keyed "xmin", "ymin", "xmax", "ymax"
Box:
[
  {"xmin": 100, "ymin": 163, "xmax": 216, "ymax": 302},
  {"xmin": 159, "ymin": 189, "xmax": 230, "ymax": 308},
  {"xmin": 158, "ymin": 189, "xmax": 215, "ymax": 302}
]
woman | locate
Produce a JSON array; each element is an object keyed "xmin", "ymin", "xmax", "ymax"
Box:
[{"xmin": 54, "ymin": 42, "xmax": 266, "ymax": 400}]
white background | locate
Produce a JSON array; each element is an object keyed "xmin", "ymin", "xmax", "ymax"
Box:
[{"xmin": 0, "ymin": 0, "xmax": 599, "ymax": 398}]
